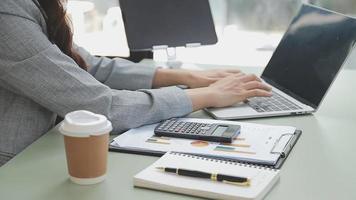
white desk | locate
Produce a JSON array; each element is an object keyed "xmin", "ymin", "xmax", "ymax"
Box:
[{"xmin": 0, "ymin": 63, "xmax": 355, "ymax": 200}]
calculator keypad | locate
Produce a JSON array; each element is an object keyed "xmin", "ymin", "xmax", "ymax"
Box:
[{"xmin": 156, "ymin": 119, "xmax": 215, "ymax": 136}]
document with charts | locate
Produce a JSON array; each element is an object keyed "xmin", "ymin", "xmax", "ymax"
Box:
[{"xmin": 110, "ymin": 118, "xmax": 300, "ymax": 166}]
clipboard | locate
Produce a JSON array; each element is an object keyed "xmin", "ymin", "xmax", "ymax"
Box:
[{"xmin": 109, "ymin": 129, "xmax": 301, "ymax": 169}]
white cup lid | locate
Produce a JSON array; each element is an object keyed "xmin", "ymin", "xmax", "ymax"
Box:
[{"xmin": 59, "ymin": 110, "xmax": 113, "ymax": 137}]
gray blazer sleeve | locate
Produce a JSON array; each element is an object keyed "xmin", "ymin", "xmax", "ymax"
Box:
[
  {"xmin": 0, "ymin": 11, "xmax": 193, "ymax": 133},
  {"xmin": 74, "ymin": 45, "xmax": 157, "ymax": 90}
]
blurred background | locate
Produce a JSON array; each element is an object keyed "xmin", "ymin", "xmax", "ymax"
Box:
[{"xmin": 67, "ymin": 0, "xmax": 356, "ymax": 68}]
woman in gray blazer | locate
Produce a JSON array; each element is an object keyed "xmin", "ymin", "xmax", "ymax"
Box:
[{"xmin": 0, "ymin": 0, "xmax": 271, "ymax": 166}]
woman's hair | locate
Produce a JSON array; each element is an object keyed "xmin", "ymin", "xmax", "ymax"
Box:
[{"xmin": 37, "ymin": 0, "xmax": 87, "ymax": 70}]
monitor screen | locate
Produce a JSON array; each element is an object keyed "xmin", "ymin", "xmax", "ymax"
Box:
[
  {"xmin": 262, "ymin": 4, "xmax": 356, "ymax": 108},
  {"xmin": 119, "ymin": 0, "xmax": 217, "ymax": 50}
]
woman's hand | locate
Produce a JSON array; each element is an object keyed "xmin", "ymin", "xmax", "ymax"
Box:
[
  {"xmin": 152, "ymin": 68, "xmax": 242, "ymax": 89},
  {"xmin": 186, "ymin": 74, "xmax": 272, "ymax": 110},
  {"xmin": 183, "ymin": 69, "xmax": 242, "ymax": 88}
]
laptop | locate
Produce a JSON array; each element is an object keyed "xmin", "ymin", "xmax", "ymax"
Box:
[{"xmin": 206, "ymin": 4, "xmax": 356, "ymax": 120}]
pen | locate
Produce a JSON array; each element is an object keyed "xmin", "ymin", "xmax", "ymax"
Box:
[{"xmin": 156, "ymin": 167, "xmax": 250, "ymax": 186}]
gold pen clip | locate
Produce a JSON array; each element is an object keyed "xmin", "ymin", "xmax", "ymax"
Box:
[
  {"xmin": 223, "ymin": 179, "xmax": 251, "ymax": 187},
  {"xmin": 210, "ymin": 173, "xmax": 218, "ymax": 181},
  {"xmin": 211, "ymin": 173, "xmax": 251, "ymax": 187}
]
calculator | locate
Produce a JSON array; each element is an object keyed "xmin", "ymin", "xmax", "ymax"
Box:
[{"xmin": 154, "ymin": 118, "xmax": 241, "ymax": 143}]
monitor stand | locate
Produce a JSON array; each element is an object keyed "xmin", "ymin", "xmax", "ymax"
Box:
[
  {"xmin": 165, "ymin": 47, "xmax": 183, "ymax": 69},
  {"xmin": 153, "ymin": 45, "xmax": 202, "ymax": 70}
]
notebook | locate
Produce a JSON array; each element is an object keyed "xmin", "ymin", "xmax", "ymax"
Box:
[{"xmin": 134, "ymin": 152, "xmax": 280, "ymax": 200}]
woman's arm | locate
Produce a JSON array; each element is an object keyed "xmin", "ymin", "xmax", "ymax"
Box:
[
  {"xmin": 75, "ymin": 45, "xmax": 244, "ymax": 90},
  {"xmin": 75, "ymin": 45, "xmax": 158, "ymax": 90},
  {"xmin": 0, "ymin": 12, "xmax": 192, "ymax": 133}
]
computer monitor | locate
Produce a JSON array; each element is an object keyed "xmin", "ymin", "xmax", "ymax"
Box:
[{"xmin": 119, "ymin": 0, "xmax": 218, "ymax": 51}]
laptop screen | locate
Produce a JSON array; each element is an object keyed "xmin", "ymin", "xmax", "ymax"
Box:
[{"xmin": 261, "ymin": 4, "xmax": 356, "ymax": 108}]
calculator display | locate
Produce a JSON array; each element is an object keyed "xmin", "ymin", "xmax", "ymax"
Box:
[{"xmin": 212, "ymin": 126, "xmax": 228, "ymax": 136}]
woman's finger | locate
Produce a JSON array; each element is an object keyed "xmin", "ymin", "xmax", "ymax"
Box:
[
  {"xmin": 224, "ymin": 69, "xmax": 241, "ymax": 74},
  {"xmin": 243, "ymin": 89, "xmax": 272, "ymax": 99},
  {"xmin": 233, "ymin": 72, "xmax": 245, "ymax": 77},
  {"xmin": 238, "ymin": 74, "xmax": 261, "ymax": 83},
  {"xmin": 242, "ymin": 81, "xmax": 272, "ymax": 91},
  {"xmin": 217, "ymin": 72, "xmax": 234, "ymax": 78}
]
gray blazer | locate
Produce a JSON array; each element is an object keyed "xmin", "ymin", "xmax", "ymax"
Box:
[{"xmin": 0, "ymin": 0, "xmax": 192, "ymax": 166}]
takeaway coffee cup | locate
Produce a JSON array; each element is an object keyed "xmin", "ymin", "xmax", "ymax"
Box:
[{"xmin": 59, "ymin": 110, "xmax": 112, "ymax": 185}]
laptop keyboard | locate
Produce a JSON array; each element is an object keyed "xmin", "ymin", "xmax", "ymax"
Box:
[{"xmin": 247, "ymin": 91, "xmax": 302, "ymax": 112}]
